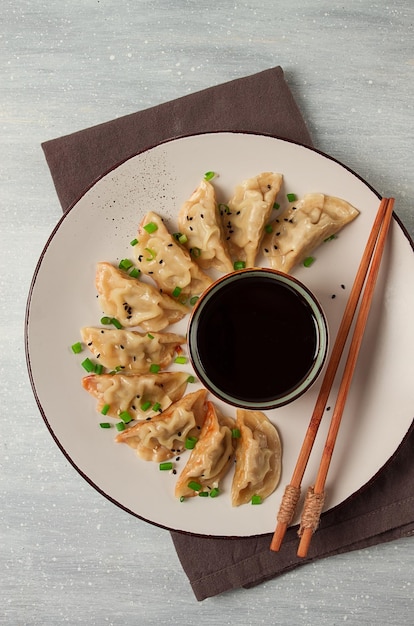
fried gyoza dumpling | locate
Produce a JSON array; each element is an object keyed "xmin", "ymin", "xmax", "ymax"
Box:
[
  {"xmin": 221, "ymin": 172, "xmax": 283, "ymax": 267},
  {"xmin": 175, "ymin": 402, "xmax": 236, "ymax": 498},
  {"xmin": 262, "ymin": 193, "xmax": 360, "ymax": 274},
  {"xmin": 95, "ymin": 262, "xmax": 189, "ymax": 332},
  {"xmin": 82, "ymin": 371, "xmax": 189, "ymax": 420},
  {"xmin": 115, "ymin": 389, "xmax": 208, "ymax": 462},
  {"xmin": 80, "ymin": 327, "xmax": 186, "ymax": 374},
  {"xmin": 231, "ymin": 410, "xmax": 282, "ymax": 506},
  {"xmin": 177, "ymin": 179, "xmax": 233, "ymax": 274},
  {"xmin": 133, "ymin": 212, "xmax": 212, "ymax": 299}
]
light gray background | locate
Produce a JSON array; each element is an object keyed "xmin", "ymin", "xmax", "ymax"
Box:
[{"xmin": 2, "ymin": 1, "xmax": 413, "ymax": 624}]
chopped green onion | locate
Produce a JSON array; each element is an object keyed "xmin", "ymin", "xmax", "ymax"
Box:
[
  {"xmin": 81, "ymin": 358, "xmax": 95, "ymax": 373},
  {"xmin": 116, "ymin": 422, "xmax": 126, "ymax": 432},
  {"xmin": 159, "ymin": 462, "xmax": 173, "ymax": 471},
  {"xmin": 147, "ymin": 333, "xmax": 154, "ymax": 339},
  {"xmin": 188, "ymin": 480, "xmax": 202, "ymax": 491},
  {"xmin": 100, "ymin": 316, "xmax": 112, "ymax": 325},
  {"xmin": 99, "ymin": 422, "xmax": 111, "ymax": 429},
  {"xmin": 129, "ymin": 267, "xmax": 141, "ymax": 279},
  {"xmin": 189, "ymin": 296, "xmax": 199, "ymax": 306},
  {"xmin": 324, "ymin": 234, "xmax": 337, "ymax": 242},
  {"xmin": 179, "ymin": 496, "xmax": 185, "ymax": 502},
  {"xmin": 210, "ymin": 488, "xmax": 220, "ymax": 498},
  {"xmin": 251, "ymin": 494, "xmax": 262, "ymax": 505},
  {"xmin": 130, "ymin": 238, "xmax": 139, "ymax": 246},
  {"xmin": 198, "ymin": 491, "xmax": 208, "ymax": 497},
  {"xmin": 233, "ymin": 260, "xmax": 246, "ymax": 270},
  {"xmin": 71, "ymin": 341, "xmax": 82, "ymax": 354},
  {"xmin": 152, "ymin": 402, "xmax": 162, "ymax": 412},
  {"xmin": 303, "ymin": 256, "xmax": 315, "ymax": 268},
  {"xmin": 94, "ymin": 363, "xmax": 104, "ymax": 375},
  {"xmin": 265, "ymin": 224, "xmax": 273, "ymax": 234},
  {"xmin": 119, "ymin": 411, "xmax": 133, "ymax": 423},
  {"xmin": 150, "ymin": 363, "xmax": 161, "ymax": 373},
  {"xmin": 219, "ymin": 203, "xmax": 231, "ymax": 215},
  {"xmin": 187, "ymin": 375, "xmax": 195, "ymax": 383},
  {"xmin": 191, "ymin": 247, "xmax": 202, "ymax": 258},
  {"xmin": 173, "ymin": 232, "xmax": 188, "ymax": 244},
  {"xmin": 101, "ymin": 404, "xmax": 110, "ymax": 415},
  {"xmin": 185, "ymin": 436, "xmax": 198, "ymax": 450},
  {"xmin": 174, "ymin": 356, "xmax": 187, "ymax": 365},
  {"xmin": 143, "ymin": 221, "xmax": 158, "ymax": 234},
  {"xmin": 287, "ymin": 193, "xmax": 297, "ymax": 202},
  {"xmin": 144, "ymin": 247, "xmax": 157, "ymax": 261},
  {"xmin": 231, "ymin": 428, "xmax": 241, "ymax": 439},
  {"xmin": 111, "ymin": 317, "xmax": 122, "ymax": 329},
  {"xmin": 204, "ymin": 171, "xmax": 215, "ymax": 181},
  {"xmin": 172, "ymin": 286, "xmax": 182, "ymax": 298},
  {"xmin": 273, "ymin": 202, "xmax": 280, "ymax": 210},
  {"xmin": 141, "ymin": 401, "xmax": 151, "ymax": 412},
  {"xmin": 118, "ymin": 258, "xmax": 133, "ymax": 271}
]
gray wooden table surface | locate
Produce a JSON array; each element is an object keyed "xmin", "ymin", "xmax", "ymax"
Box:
[{"xmin": 2, "ymin": 1, "xmax": 413, "ymax": 624}]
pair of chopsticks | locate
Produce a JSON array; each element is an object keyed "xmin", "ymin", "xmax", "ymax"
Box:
[{"xmin": 270, "ymin": 197, "xmax": 395, "ymax": 558}]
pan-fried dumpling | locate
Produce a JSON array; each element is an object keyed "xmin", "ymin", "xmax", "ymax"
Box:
[
  {"xmin": 115, "ymin": 389, "xmax": 208, "ymax": 462},
  {"xmin": 231, "ymin": 410, "xmax": 282, "ymax": 506},
  {"xmin": 175, "ymin": 402, "xmax": 236, "ymax": 498},
  {"xmin": 177, "ymin": 179, "xmax": 233, "ymax": 273},
  {"xmin": 222, "ymin": 172, "xmax": 283, "ymax": 267},
  {"xmin": 262, "ymin": 193, "xmax": 360, "ymax": 274},
  {"xmin": 95, "ymin": 262, "xmax": 189, "ymax": 332},
  {"xmin": 80, "ymin": 327, "xmax": 186, "ymax": 374},
  {"xmin": 133, "ymin": 212, "xmax": 212, "ymax": 299},
  {"xmin": 82, "ymin": 371, "xmax": 189, "ymax": 420}
]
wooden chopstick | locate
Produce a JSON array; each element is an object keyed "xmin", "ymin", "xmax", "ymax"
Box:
[
  {"xmin": 296, "ymin": 196, "xmax": 394, "ymax": 556},
  {"xmin": 270, "ymin": 197, "xmax": 394, "ymax": 553}
]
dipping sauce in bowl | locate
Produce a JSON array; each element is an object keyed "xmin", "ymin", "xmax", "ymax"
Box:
[{"xmin": 188, "ymin": 268, "xmax": 328, "ymax": 409}]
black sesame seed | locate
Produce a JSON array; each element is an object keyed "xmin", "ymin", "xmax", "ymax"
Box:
[
  {"xmin": 331, "ymin": 294, "xmax": 336, "ymax": 299},
  {"xmin": 341, "ymin": 284, "xmax": 346, "ymax": 289},
  {"xmin": 264, "ymin": 248, "xmax": 269, "ymax": 253}
]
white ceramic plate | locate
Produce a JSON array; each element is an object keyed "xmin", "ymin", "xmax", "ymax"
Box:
[{"xmin": 26, "ymin": 132, "xmax": 414, "ymax": 537}]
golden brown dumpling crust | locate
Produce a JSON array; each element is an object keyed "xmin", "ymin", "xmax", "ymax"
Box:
[
  {"xmin": 80, "ymin": 327, "xmax": 185, "ymax": 374},
  {"xmin": 178, "ymin": 179, "xmax": 234, "ymax": 274},
  {"xmin": 231, "ymin": 409, "xmax": 282, "ymax": 506},
  {"xmin": 95, "ymin": 262, "xmax": 189, "ymax": 332},
  {"xmin": 222, "ymin": 172, "xmax": 283, "ymax": 267},
  {"xmin": 82, "ymin": 371, "xmax": 189, "ymax": 420},
  {"xmin": 175, "ymin": 402, "xmax": 236, "ymax": 498},
  {"xmin": 262, "ymin": 193, "xmax": 359, "ymax": 274},
  {"xmin": 133, "ymin": 211, "xmax": 212, "ymax": 298},
  {"xmin": 115, "ymin": 389, "xmax": 208, "ymax": 462}
]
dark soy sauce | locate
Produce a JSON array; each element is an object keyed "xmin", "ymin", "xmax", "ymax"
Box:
[{"xmin": 196, "ymin": 276, "xmax": 319, "ymax": 404}]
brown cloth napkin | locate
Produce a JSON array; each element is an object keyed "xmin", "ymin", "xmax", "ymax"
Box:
[{"xmin": 42, "ymin": 67, "xmax": 414, "ymax": 601}]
